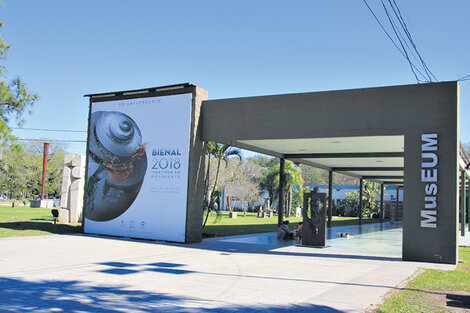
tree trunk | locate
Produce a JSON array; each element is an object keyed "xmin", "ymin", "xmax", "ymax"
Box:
[
  {"xmin": 213, "ymin": 157, "xmax": 222, "ymax": 194},
  {"xmin": 286, "ymin": 189, "xmax": 292, "ymax": 217}
]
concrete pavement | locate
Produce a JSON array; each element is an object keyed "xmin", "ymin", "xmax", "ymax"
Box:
[{"xmin": 0, "ymin": 226, "xmax": 456, "ymax": 312}]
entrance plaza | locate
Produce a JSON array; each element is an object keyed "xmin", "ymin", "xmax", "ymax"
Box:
[
  {"xmin": 1, "ymin": 225, "xmax": 465, "ymax": 312},
  {"xmin": 13, "ymin": 81, "xmax": 462, "ymax": 311}
]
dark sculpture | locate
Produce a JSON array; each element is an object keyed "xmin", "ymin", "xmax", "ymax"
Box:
[{"xmin": 302, "ymin": 187, "xmax": 327, "ymax": 246}]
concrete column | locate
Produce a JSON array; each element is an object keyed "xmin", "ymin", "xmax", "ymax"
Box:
[
  {"xmin": 462, "ymin": 171, "xmax": 466, "ymax": 236},
  {"xmin": 468, "ymin": 174, "xmax": 470, "ymax": 232},
  {"xmin": 328, "ymin": 171, "xmax": 333, "ymax": 228},
  {"xmin": 185, "ymin": 86, "xmax": 208, "ymax": 243},
  {"xmin": 380, "ymin": 184, "xmax": 384, "ymax": 223},
  {"xmin": 395, "ymin": 187, "xmax": 400, "ymax": 223},
  {"xmin": 278, "ymin": 158, "xmax": 285, "ymax": 227},
  {"xmin": 359, "ymin": 178, "xmax": 363, "ymax": 225}
]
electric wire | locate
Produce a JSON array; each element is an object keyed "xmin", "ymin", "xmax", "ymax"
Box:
[
  {"xmin": 12, "ymin": 128, "xmax": 87, "ymax": 145},
  {"xmin": 457, "ymin": 74, "xmax": 470, "ymax": 82},
  {"xmin": 11, "ymin": 127, "xmax": 86, "ymax": 133},
  {"xmin": 386, "ymin": 0, "xmax": 430, "ymax": 81},
  {"xmin": 380, "ymin": 0, "xmax": 422, "ymax": 82},
  {"xmin": 18, "ymin": 138, "xmax": 86, "ymax": 143},
  {"xmin": 385, "ymin": 2, "xmax": 426, "ymax": 79},
  {"xmin": 388, "ymin": 0, "xmax": 437, "ymax": 82},
  {"xmin": 361, "ymin": 0, "xmax": 428, "ymax": 81}
]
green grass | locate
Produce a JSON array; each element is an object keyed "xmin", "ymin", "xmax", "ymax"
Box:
[
  {"xmin": 0, "ymin": 206, "xmax": 82, "ymax": 238},
  {"xmin": 0, "ymin": 206, "xmax": 52, "ymax": 222},
  {"xmin": 375, "ymin": 246, "xmax": 470, "ymax": 312},
  {"xmin": 203, "ymin": 211, "xmax": 380, "ymax": 237},
  {"xmin": 0, "ymin": 206, "xmax": 381, "ymax": 238}
]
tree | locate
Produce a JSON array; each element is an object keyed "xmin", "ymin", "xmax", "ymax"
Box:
[
  {"xmin": 225, "ymin": 180, "xmax": 260, "ymax": 215},
  {"xmin": 258, "ymin": 165, "xmax": 278, "ymax": 210},
  {"xmin": 276, "ymin": 161, "xmax": 303, "ymax": 216},
  {"xmin": 333, "ymin": 173, "xmax": 359, "ymax": 186},
  {"xmin": 249, "ymin": 155, "xmax": 277, "ymax": 168},
  {"xmin": 299, "ymin": 164, "xmax": 358, "ymax": 186},
  {"xmin": 0, "ymin": 18, "xmax": 37, "ymax": 145},
  {"xmin": 203, "ymin": 142, "xmax": 242, "ymax": 228},
  {"xmin": 211, "ymin": 144, "xmax": 242, "ymax": 193},
  {"xmin": 343, "ymin": 181, "xmax": 380, "ymax": 218},
  {"xmin": 299, "ymin": 164, "xmax": 324, "ymax": 185},
  {"xmin": 0, "ymin": 142, "xmax": 66, "ymax": 199},
  {"xmin": 257, "ymin": 159, "xmax": 303, "ymax": 213}
]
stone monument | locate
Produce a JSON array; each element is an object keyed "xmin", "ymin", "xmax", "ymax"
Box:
[
  {"xmin": 302, "ymin": 187, "xmax": 327, "ymax": 246},
  {"xmin": 59, "ymin": 154, "xmax": 86, "ymax": 223}
]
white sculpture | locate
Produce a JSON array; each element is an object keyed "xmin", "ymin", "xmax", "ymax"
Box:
[{"xmin": 59, "ymin": 154, "xmax": 85, "ymax": 223}]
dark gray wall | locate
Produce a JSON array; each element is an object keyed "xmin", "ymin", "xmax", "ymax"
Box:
[
  {"xmin": 201, "ymin": 82, "xmax": 459, "ymax": 264},
  {"xmin": 185, "ymin": 86, "xmax": 207, "ymax": 243}
]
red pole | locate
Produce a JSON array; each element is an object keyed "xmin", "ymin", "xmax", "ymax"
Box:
[{"xmin": 41, "ymin": 142, "xmax": 50, "ymax": 200}]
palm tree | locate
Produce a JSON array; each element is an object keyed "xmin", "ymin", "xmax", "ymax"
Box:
[
  {"xmin": 203, "ymin": 142, "xmax": 242, "ymax": 228},
  {"xmin": 257, "ymin": 159, "xmax": 303, "ymax": 214},
  {"xmin": 211, "ymin": 143, "xmax": 242, "ymax": 193}
]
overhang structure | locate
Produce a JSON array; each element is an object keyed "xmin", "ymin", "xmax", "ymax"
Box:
[{"xmin": 201, "ymin": 82, "xmax": 464, "ymax": 264}]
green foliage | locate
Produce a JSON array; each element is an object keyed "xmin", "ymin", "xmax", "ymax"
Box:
[
  {"xmin": 344, "ymin": 181, "xmax": 380, "ymax": 218},
  {"xmin": 0, "ymin": 19, "xmax": 37, "ymax": 146},
  {"xmin": 292, "ymin": 185, "xmax": 309, "ymax": 209},
  {"xmin": 249, "ymin": 155, "xmax": 277, "ymax": 168},
  {"xmin": 299, "ymin": 164, "xmax": 324, "ymax": 185},
  {"xmin": 257, "ymin": 159, "xmax": 303, "ymax": 210},
  {"xmin": 336, "ymin": 198, "xmax": 357, "ymax": 217},
  {"xmin": 203, "ymin": 142, "xmax": 242, "ymax": 227},
  {"xmin": 258, "ymin": 164, "xmax": 279, "ymax": 209},
  {"xmin": 0, "ymin": 142, "xmax": 66, "ymax": 198}
]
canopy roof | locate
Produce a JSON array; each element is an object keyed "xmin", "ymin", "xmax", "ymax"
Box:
[{"xmin": 237, "ymin": 135, "xmax": 404, "ymax": 185}]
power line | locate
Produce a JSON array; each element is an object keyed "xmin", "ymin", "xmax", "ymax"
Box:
[
  {"xmin": 11, "ymin": 127, "xmax": 87, "ymax": 133},
  {"xmin": 387, "ymin": 0, "xmax": 437, "ymax": 82},
  {"xmin": 362, "ymin": 0, "xmax": 436, "ymax": 83},
  {"xmin": 457, "ymin": 74, "xmax": 470, "ymax": 82},
  {"xmin": 18, "ymin": 138, "xmax": 87, "ymax": 143},
  {"xmin": 381, "ymin": 0, "xmax": 421, "ymax": 82}
]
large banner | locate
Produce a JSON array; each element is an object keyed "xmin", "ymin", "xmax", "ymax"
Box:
[{"xmin": 84, "ymin": 93, "xmax": 192, "ymax": 242}]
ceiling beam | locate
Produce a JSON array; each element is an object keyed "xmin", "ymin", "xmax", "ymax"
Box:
[
  {"xmin": 332, "ymin": 167, "xmax": 404, "ymax": 171},
  {"xmin": 284, "ymin": 152, "xmax": 404, "ymax": 159},
  {"xmin": 383, "ymin": 181, "xmax": 404, "ymax": 185},
  {"xmin": 362, "ymin": 176, "xmax": 404, "ymax": 179}
]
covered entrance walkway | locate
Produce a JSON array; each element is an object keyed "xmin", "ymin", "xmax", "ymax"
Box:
[
  {"xmin": 201, "ymin": 82, "xmax": 463, "ymax": 264},
  {"xmin": 207, "ymin": 222, "xmax": 403, "ymax": 257}
]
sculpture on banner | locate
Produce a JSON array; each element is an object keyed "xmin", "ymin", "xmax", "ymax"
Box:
[
  {"xmin": 302, "ymin": 187, "xmax": 327, "ymax": 246},
  {"xmin": 84, "ymin": 111, "xmax": 147, "ymax": 221}
]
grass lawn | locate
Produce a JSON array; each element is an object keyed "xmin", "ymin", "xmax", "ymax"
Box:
[
  {"xmin": 1, "ymin": 206, "xmax": 380, "ymax": 238},
  {"xmin": 0, "ymin": 205, "xmax": 82, "ymax": 238},
  {"xmin": 203, "ymin": 211, "xmax": 381, "ymax": 237},
  {"xmin": 375, "ymin": 246, "xmax": 470, "ymax": 312}
]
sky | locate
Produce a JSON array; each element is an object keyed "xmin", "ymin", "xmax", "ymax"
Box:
[{"xmin": 1, "ymin": 0, "xmax": 469, "ymax": 156}]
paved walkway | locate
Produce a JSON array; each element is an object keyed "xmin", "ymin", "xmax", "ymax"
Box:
[{"xmin": 0, "ymin": 223, "xmax": 457, "ymax": 312}]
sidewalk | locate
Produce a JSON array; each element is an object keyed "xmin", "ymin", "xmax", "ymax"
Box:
[{"xmin": 0, "ymin": 224, "xmax": 455, "ymax": 312}]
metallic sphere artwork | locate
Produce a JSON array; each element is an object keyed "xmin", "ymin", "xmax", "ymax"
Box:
[{"xmin": 85, "ymin": 111, "xmax": 147, "ymax": 221}]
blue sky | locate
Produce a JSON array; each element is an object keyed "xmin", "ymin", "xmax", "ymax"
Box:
[{"xmin": 1, "ymin": 0, "xmax": 469, "ymax": 156}]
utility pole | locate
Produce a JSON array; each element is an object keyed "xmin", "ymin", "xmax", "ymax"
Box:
[{"xmin": 41, "ymin": 142, "xmax": 50, "ymax": 200}]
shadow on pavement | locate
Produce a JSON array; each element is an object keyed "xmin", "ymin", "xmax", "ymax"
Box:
[
  {"xmin": 191, "ymin": 238, "xmax": 402, "ymax": 262},
  {"xmin": 0, "ymin": 277, "xmax": 343, "ymax": 312},
  {"xmin": 0, "ymin": 222, "xmax": 82, "ymax": 236}
]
